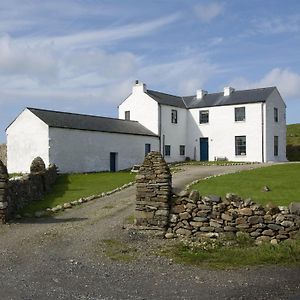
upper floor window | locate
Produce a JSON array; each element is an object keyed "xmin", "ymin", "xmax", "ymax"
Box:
[
  {"xmin": 274, "ymin": 108, "xmax": 278, "ymax": 122},
  {"xmin": 171, "ymin": 109, "xmax": 178, "ymax": 124},
  {"xmin": 235, "ymin": 136, "xmax": 246, "ymax": 156},
  {"xmin": 179, "ymin": 145, "xmax": 185, "ymax": 156},
  {"xmin": 199, "ymin": 110, "xmax": 209, "ymax": 124},
  {"xmin": 165, "ymin": 145, "xmax": 171, "ymax": 156},
  {"xmin": 235, "ymin": 107, "xmax": 245, "ymax": 122},
  {"xmin": 274, "ymin": 136, "xmax": 278, "ymax": 156},
  {"xmin": 125, "ymin": 111, "xmax": 130, "ymax": 120}
]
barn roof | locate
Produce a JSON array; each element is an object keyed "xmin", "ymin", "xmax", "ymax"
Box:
[
  {"xmin": 27, "ymin": 108, "xmax": 157, "ymax": 137},
  {"xmin": 145, "ymin": 86, "xmax": 278, "ymax": 109}
]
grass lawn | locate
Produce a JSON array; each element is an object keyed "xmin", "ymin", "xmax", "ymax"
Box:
[
  {"xmin": 21, "ymin": 171, "xmax": 135, "ymax": 214},
  {"xmin": 162, "ymin": 235, "xmax": 300, "ymax": 269},
  {"xmin": 287, "ymin": 123, "xmax": 300, "ymax": 145},
  {"xmin": 191, "ymin": 163, "xmax": 300, "ymax": 206}
]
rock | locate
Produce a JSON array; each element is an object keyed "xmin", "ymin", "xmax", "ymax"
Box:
[
  {"xmin": 250, "ymin": 231, "xmax": 261, "ymax": 237},
  {"xmin": 225, "ymin": 193, "xmax": 239, "ymax": 201},
  {"xmin": 172, "ymin": 205, "xmax": 185, "ymax": 214},
  {"xmin": 267, "ymin": 224, "xmax": 282, "ymax": 231},
  {"xmin": 176, "ymin": 228, "xmax": 192, "ymax": 236},
  {"xmin": 244, "ymin": 198, "xmax": 253, "ymax": 207},
  {"xmin": 266, "ymin": 203, "xmax": 280, "ymax": 215},
  {"xmin": 200, "ymin": 226, "xmax": 214, "ymax": 232},
  {"xmin": 248, "ymin": 216, "xmax": 263, "ymax": 224},
  {"xmin": 236, "ymin": 224, "xmax": 250, "ymax": 230},
  {"xmin": 179, "ymin": 212, "xmax": 191, "ymax": 220},
  {"xmin": 276, "ymin": 234, "xmax": 288, "ymax": 240},
  {"xmin": 210, "ymin": 220, "xmax": 222, "ymax": 228},
  {"xmin": 221, "ymin": 213, "xmax": 233, "ymax": 221},
  {"xmin": 281, "ymin": 220, "xmax": 294, "ymax": 227},
  {"xmin": 256, "ymin": 236, "xmax": 271, "ymax": 244},
  {"xmin": 30, "ymin": 157, "xmax": 46, "ymax": 173},
  {"xmin": 185, "ymin": 203, "xmax": 197, "ymax": 210},
  {"xmin": 189, "ymin": 190, "xmax": 200, "ymax": 202},
  {"xmin": 206, "ymin": 195, "xmax": 221, "ymax": 203},
  {"xmin": 193, "ymin": 216, "xmax": 208, "ymax": 222},
  {"xmin": 262, "ymin": 229, "xmax": 275, "ymax": 236},
  {"xmin": 262, "ymin": 185, "xmax": 270, "ymax": 192},
  {"xmin": 270, "ymin": 239, "xmax": 278, "ymax": 245},
  {"xmin": 71, "ymin": 200, "xmax": 79, "ymax": 206},
  {"xmin": 189, "ymin": 221, "xmax": 203, "ymax": 227},
  {"xmin": 289, "ymin": 202, "xmax": 300, "ymax": 216},
  {"xmin": 224, "ymin": 226, "xmax": 237, "ymax": 232},
  {"xmin": 178, "ymin": 190, "xmax": 189, "ymax": 197},
  {"xmin": 63, "ymin": 203, "xmax": 72, "ymax": 209},
  {"xmin": 155, "ymin": 210, "xmax": 169, "ymax": 216},
  {"xmin": 165, "ymin": 233, "xmax": 175, "ymax": 239},
  {"xmin": 169, "ymin": 214, "xmax": 178, "ymax": 223},
  {"xmin": 236, "ymin": 217, "xmax": 247, "ymax": 224},
  {"xmin": 239, "ymin": 208, "xmax": 253, "ymax": 216},
  {"xmin": 263, "ymin": 214, "xmax": 273, "ymax": 223},
  {"xmin": 201, "ymin": 232, "xmax": 219, "ymax": 238}
]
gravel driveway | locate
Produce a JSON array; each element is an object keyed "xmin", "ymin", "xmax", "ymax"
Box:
[{"xmin": 0, "ymin": 164, "xmax": 299, "ymax": 300}]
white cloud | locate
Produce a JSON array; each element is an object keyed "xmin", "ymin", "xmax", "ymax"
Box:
[
  {"xmin": 229, "ymin": 68, "xmax": 300, "ymax": 99},
  {"xmin": 193, "ymin": 3, "xmax": 224, "ymax": 23}
]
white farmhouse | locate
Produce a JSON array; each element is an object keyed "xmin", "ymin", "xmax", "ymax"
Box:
[
  {"xmin": 119, "ymin": 81, "xmax": 287, "ymax": 163},
  {"xmin": 6, "ymin": 108, "xmax": 159, "ymax": 173}
]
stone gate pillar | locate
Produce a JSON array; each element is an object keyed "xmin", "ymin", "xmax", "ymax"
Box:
[
  {"xmin": 135, "ymin": 152, "xmax": 172, "ymax": 231},
  {"xmin": 0, "ymin": 160, "xmax": 8, "ymax": 224}
]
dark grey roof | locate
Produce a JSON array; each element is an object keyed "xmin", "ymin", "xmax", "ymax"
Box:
[
  {"xmin": 27, "ymin": 108, "xmax": 157, "ymax": 137},
  {"xmin": 146, "ymin": 87, "xmax": 277, "ymax": 109}
]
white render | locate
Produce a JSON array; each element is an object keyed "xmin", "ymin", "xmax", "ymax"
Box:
[
  {"xmin": 7, "ymin": 108, "xmax": 159, "ymax": 173},
  {"xmin": 119, "ymin": 81, "xmax": 287, "ymax": 163},
  {"xmin": 7, "ymin": 109, "xmax": 50, "ymax": 174}
]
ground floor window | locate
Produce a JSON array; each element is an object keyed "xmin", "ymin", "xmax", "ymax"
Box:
[
  {"xmin": 165, "ymin": 145, "xmax": 171, "ymax": 156},
  {"xmin": 235, "ymin": 136, "xmax": 246, "ymax": 156},
  {"xmin": 180, "ymin": 145, "xmax": 185, "ymax": 156},
  {"xmin": 274, "ymin": 136, "xmax": 278, "ymax": 156},
  {"xmin": 145, "ymin": 143, "xmax": 151, "ymax": 156}
]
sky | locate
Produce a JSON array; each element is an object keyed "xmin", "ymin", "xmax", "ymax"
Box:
[{"xmin": 1, "ymin": 0, "xmax": 300, "ymax": 142}]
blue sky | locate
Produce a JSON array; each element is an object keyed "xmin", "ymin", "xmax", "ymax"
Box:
[{"xmin": 1, "ymin": 0, "xmax": 300, "ymax": 142}]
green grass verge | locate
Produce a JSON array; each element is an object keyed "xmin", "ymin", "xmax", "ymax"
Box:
[
  {"xmin": 162, "ymin": 236, "xmax": 300, "ymax": 269},
  {"xmin": 21, "ymin": 171, "xmax": 135, "ymax": 214},
  {"xmin": 191, "ymin": 163, "xmax": 300, "ymax": 206}
]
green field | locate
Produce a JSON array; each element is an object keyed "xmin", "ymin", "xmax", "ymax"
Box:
[
  {"xmin": 21, "ymin": 171, "xmax": 135, "ymax": 214},
  {"xmin": 191, "ymin": 163, "xmax": 300, "ymax": 206},
  {"xmin": 287, "ymin": 123, "xmax": 300, "ymax": 161}
]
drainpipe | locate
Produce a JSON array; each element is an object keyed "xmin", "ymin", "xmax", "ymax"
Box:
[
  {"xmin": 261, "ymin": 103, "xmax": 265, "ymax": 163},
  {"xmin": 158, "ymin": 103, "xmax": 162, "ymax": 154}
]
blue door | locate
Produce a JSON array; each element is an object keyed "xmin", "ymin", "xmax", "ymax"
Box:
[
  {"xmin": 110, "ymin": 152, "xmax": 117, "ymax": 172},
  {"xmin": 200, "ymin": 138, "xmax": 209, "ymax": 161}
]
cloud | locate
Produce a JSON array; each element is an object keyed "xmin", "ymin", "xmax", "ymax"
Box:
[
  {"xmin": 229, "ymin": 68, "xmax": 300, "ymax": 99},
  {"xmin": 193, "ymin": 2, "xmax": 224, "ymax": 23}
]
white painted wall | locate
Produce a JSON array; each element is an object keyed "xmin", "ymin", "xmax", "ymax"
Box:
[
  {"xmin": 160, "ymin": 105, "xmax": 188, "ymax": 163},
  {"xmin": 6, "ymin": 109, "xmax": 49, "ymax": 173},
  {"xmin": 49, "ymin": 127, "xmax": 159, "ymax": 173},
  {"xmin": 264, "ymin": 89, "xmax": 287, "ymax": 162},
  {"xmin": 187, "ymin": 103, "xmax": 265, "ymax": 162},
  {"xmin": 118, "ymin": 83, "xmax": 159, "ymax": 135}
]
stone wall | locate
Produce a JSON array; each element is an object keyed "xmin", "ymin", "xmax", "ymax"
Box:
[
  {"xmin": 166, "ymin": 192, "xmax": 300, "ymax": 244},
  {"xmin": 135, "ymin": 153, "xmax": 300, "ymax": 243},
  {"xmin": 0, "ymin": 144, "xmax": 6, "ymax": 166},
  {"xmin": 0, "ymin": 158, "xmax": 57, "ymax": 223},
  {"xmin": 135, "ymin": 152, "xmax": 172, "ymax": 231}
]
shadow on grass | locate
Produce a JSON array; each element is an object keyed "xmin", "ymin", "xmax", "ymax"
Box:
[
  {"xmin": 15, "ymin": 216, "xmax": 88, "ymax": 224},
  {"xmin": 287, "ymin": 144, "xmax": 300, "ymax": 161}
]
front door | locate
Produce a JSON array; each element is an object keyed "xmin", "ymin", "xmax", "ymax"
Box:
[
  {"xmin": 200, "ymin": 138, "xmax": 209, "ymax": 161},
  {"xmin": 110, "ymin": 152, "xmax": 117, "ymax": 172}
]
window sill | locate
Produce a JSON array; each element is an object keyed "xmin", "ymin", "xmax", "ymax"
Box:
[{"xmin": 235, "ymin": 120, "xmax": 246, "ymax": 123}]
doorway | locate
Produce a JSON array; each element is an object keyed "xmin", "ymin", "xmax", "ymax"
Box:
[
  {"xmin": 110, "ymin": 152, "xmax": 118, "ymax": 172},
  {"xmin": 200, "ymin": 138, "xmax": 209, "ymax": 161}
]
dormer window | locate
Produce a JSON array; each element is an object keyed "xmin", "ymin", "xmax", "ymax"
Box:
[{"xmin": 171, "ymin": 109, "xmax": 177, "ymax": 124}]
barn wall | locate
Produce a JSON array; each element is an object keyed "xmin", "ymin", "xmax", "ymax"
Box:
[{"xmin": 49, "ymin": 127, "xmax": 159, "ymax": 173}]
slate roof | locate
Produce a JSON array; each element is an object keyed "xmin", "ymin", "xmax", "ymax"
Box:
[
  {"xmin": 146, "ymin": 87, "xmax": 278, "ymax": 109},
  {"xmin": 27, "ymin": 108, "xmax": 157, "ymax": 137}
]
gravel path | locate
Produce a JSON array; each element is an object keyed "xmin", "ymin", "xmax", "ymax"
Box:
[{"xmin": 0, "ymin": 164, "xmax": 299, "ymax": 300}]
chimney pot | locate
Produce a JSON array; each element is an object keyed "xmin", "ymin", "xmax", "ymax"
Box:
[
  {"xmin": 133, "ymin": 80, "xmax": 147, "ymax": 93},
  {"xmin": 196, "ymin": 89, "xmax": 208, "ymax": 100},
  {"xmin": 224, "ymin": 87, "xmax": 235, "ymax": 96}
]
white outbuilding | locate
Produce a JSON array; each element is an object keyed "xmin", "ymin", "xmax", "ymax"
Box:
[
  {"xmin": 119, "ymin": 81, "xmax": 287, "ymax": 163},
  {"xmin": 6, "ymin": 108, "xmax": 159, "ymax": 173}
]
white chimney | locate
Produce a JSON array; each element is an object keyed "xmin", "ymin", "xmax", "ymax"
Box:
[
  {"xmin": 196, "ymin": 89, "xmax": 208, "ymax": 100},
  {"xmin": 224, "ymin": 86, "xmax": 235, "ymax": 96},
  {"xmin": 132, "ymin": 80, "xmax": 147, "ymax": 93}
]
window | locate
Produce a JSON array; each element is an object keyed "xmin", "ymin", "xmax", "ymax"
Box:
[
  {"xmin": 199, "ymin": 110, "xmax": 209, "ymax": 124},
  {"xmin": 235, "ymin": 107, "xmax": 245, "ymax": 122},
  {"xmin": 179, "ymin": 145, "xmax": 185, "ymax": 156},
  {"xmin": 274, "ymin": 108, "xmax": 278, "ymax": 122},
  {"xmin": 274, "ymin": 136, "xmax": 278, "ymax": 156},
  {"xmin": 235, "ymin": 136, "xmax": 246, "ymax": 156},
  {"xmin": 171, "ymin": 109, "xmax": 177, "ymax": 124},
  {"xmin": 125, "ymin": 111, "xmax": 130, "ymax": 120},
  {"xmin": 145, "ymin": 144, "xmax": 151, "ymax": 156},
  {"xmin": 165, "ymin": 145, "xmax": 171, "ymax": 156}
]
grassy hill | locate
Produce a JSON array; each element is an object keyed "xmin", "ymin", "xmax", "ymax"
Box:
[{"xmin": 287, "ymin": 123, "xmax": 300, "ymax": 161}]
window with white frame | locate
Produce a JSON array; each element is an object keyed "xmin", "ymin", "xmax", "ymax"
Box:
[
  {"xmin": 235, "ymin": 136, "xmax": 246, "ymax": 156},
  {"xmin": 199, "ymin": 110, "xmax": 209, "ymax": 124},
  {"xmin": 235, "ymin": 107, "xmax": 245, "ymax": 122}
]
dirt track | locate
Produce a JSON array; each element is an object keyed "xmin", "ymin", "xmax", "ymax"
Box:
[{"xmin": 0, "ymin": 164, "xmax": 299, "ymax": 300}]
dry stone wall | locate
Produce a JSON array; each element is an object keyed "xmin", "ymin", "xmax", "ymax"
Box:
[
  {"xmin": 135, "ymin": 152, "xmax": 172, "ymax": 231},
  {"xmin": 0, "ymin": 144, "xmax": 6, "ymax": 166},
  {"xmin": 0, "ymin": 158, "xmax": 57, "ymax": 223},
  {"xmin": 167, "ymin": 192, "xmax": 300, "ymax": 243}
]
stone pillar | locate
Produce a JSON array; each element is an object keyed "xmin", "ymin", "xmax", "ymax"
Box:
[
  {"xmin": 0, "ymin": 160, "xmax": 8, "ymax": 224},
  {"xmin": 135, "ymin": 152, "xmax": 172, "ymax": 231}
]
